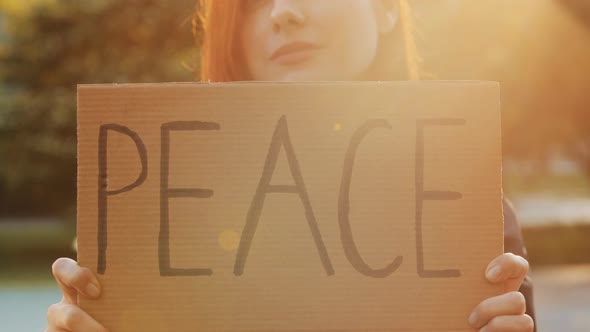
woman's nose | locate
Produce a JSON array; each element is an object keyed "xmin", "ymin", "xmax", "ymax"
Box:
[{"xmin": 270, "ymin": 0, "xmax": 305, "ymax": 32}]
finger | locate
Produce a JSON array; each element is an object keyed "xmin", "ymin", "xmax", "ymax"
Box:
[
  {"xmin": 480, "ymin": 314, "xmax": 534, "ymax": 332},
  {"xmin": 485, "ymin": 253, "xmax": 529, "ymax": 292},
  {"xmin": 47, "ymin": 303, "xmax": 109, "ymax": 332},
  {"xmin": 52, "ymin": 258, "xmax": 101, "ymax": 304},
  {"xmin": 468, "ymin": 291, "xmax": 526, "ymax": 329}
]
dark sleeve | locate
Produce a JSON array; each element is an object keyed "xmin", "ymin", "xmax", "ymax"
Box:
[{"xmin": 503, "ymin": 198, "xmax": 537, "ymax": 331}]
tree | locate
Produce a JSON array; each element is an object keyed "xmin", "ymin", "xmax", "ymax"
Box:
[
  {"xmin": 558, "ymin": 0, "xmax": 590, "ymax": 175},
  {"xmin": 2, "ymin": 0, "xmax": 590, "ymax": 221},
  {"xmin": 0, "ymin": 0, "xmax": 198, "ymax": 218},
  {"xmin": 415, "ymin": 0, "xmax": 590, "ymax": 177}
]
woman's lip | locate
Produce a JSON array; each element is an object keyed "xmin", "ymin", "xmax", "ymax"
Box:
[{"xmin": 270, "ymin": 42, "xmax": 321, "ymax": 65}]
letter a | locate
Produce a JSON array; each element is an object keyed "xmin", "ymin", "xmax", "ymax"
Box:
[{"xmin": 234, "ymin": 115, "xmax": 334, "ymax": 276}]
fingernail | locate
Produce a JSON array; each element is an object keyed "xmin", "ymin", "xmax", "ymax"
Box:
[
  {"xmin": 486, "ymin": 265, "xmax": 501, "ymax": 280},
  {"xmin": 468, "ymin": 310, "xmax": 478, "ymax": 327},
  {"xmin": 85, "ymin": 283, "xmax": 100, "ymax": 297}
]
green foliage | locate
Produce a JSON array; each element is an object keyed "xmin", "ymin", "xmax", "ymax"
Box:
[
  {"xmin": 0, "ymin": 0, "xmax": 198, "ymax": 217},
  {"xmin": 415, "ymin": 1, "xmax": 590, "ymax": 168},
  {"xmin": 1, "ymin": 0, "xmax": 589, "ymax": 219}
]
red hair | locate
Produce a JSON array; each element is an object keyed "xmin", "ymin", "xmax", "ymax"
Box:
[{"xmin": 193, "ymin": 0, "xmax": 421, "ymax": 82}]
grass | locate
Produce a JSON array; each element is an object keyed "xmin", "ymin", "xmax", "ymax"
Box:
[
  {"xmin": 503, "ymin": 173, "xmax": 590, "ymax": 198},
  {"xmin": 523, "ymin": 223, "xmax": 590, "ymax": 266},
  {"xmin": 0, "ymin": 221, "xmax": 74, "ymax": 252},
  {"xmin": 504, "ymin": 174, "xmax": 590, "ymax": 265},
  {"xmin": 0, "ymin": 266, "xmax": 56, "ymax": 288},
  {"xmin": 0, "ymin": 173, "xmax": 589, "ymax": 284},
  {"xmin": 0, "ymin": 221, "xmax": 75, "ymax": 286}
]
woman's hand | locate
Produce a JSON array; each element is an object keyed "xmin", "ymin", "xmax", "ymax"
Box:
[
  {"xmin": 46, "ymin": 258, "xmax": 109, "ymax": 332},
  {"xmin": 468, "ymin": 253, "xmax": 534, "ymax": 332},
  {"xmin": 45, "ymin": 255, "xmax": 532, "ymax": 332}
]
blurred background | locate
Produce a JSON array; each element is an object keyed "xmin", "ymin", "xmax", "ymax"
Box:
[{"xmin": 0, "ymin": 0, "xmax": 589, "ymax": 330}]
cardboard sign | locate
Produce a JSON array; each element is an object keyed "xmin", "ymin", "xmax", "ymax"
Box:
[{"xmin": 77, "ymin": 82, "xmax": 504, "ymax": 332}]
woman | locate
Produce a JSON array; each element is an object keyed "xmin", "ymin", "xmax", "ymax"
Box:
[{"xmin": 46, "ymin": 1, "xmax": 535, "ymax": 331}]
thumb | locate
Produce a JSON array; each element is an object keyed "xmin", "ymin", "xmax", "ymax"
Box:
[
  {"xmin": 52, "ymin": 258, "xmax": 101, "ymax": 304},
  {"xmin": 485, "ymin": 253, "xmax": 529, "ymax": 293}
]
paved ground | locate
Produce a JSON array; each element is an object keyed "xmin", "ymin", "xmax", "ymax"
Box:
[
  {"xmin": 532, "ymin": 264, "xmax": 590, "ymax": 332},
  {"xmin": 0, "ymin": 285, "xmax": 60, "ymax": 331},
  {"xmin": 1, "ymin": 265, "xmax": 588, "ymax": 331}
]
